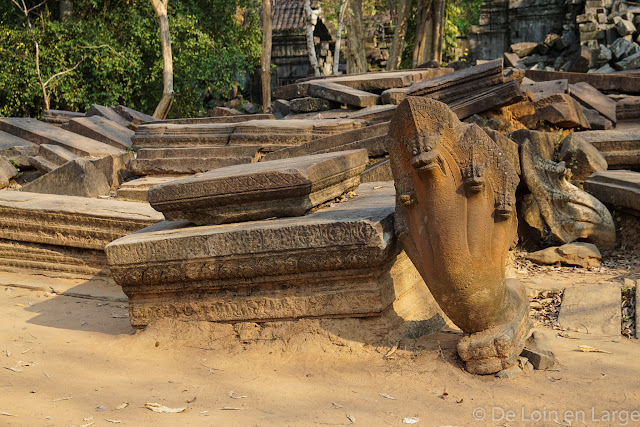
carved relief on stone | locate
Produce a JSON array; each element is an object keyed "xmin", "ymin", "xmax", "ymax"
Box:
[
  {"xmin": 387, "ymin": 97, "xmax": 530, "ymax": 374},
  {"xmin": 520, "ymin": 133, "xmax": 616, "ymax": 251}
]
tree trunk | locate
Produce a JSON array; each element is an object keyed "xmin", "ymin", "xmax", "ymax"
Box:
[
  {"xmin": 60, "ymin": 0, "xmax": 73, "ymax": 23},
  {"xmin": 333, "ymin": 0, "xmax": 348, "ymax": 75},
  {"xmin": 431, "ymin": 0, "xmax": 445, "ymax": 63},
  {"xmin": 261, "ymin": 0, "xmax": 272, "ymax": 113},
  {"xmin": 386, "ymin": 0, "xmax": 411, "ymax": 70},
  {"xmin": 345, "ymin": 0, "xmax": 367, "ymax": 74},
  {"xmin": 150, "ymin": 0, "xmax": 174, "ymax": 119},
  {"xmin": 412, "ymin": 0, "xmax": 432, "ymax": 67},
  {"xmin": 304, "ymin": 0, "xmax": 320, "ymax": 77}
]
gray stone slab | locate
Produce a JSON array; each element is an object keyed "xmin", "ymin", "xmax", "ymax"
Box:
[
  {"xmin": 523, "ymin": 79, "xmax": 569, "ymax": 102},
  {"xmin": 0, "ymin": 190, "xmax": 164, "ymax": 250},
  {"xmin": 131, "ymin": 123, "xmax": 236, "ymax": 149},
  {"xmin": 28, "ymin": 144, "xmax": 79, "ymax": 174},
  {"xmin": 85, "ymin": 104, "xmax": 131, "ymax": 128},
  {"xmin": 348, "ymin": 105, "xmax": 397, "ymax": 124},
  {"xmin": 148, "ymin": 149, "xmax": 369, "ymax": 225},
  {"xmin": 0, "ymin": 158, "xmax": 18, "ymax": 189},
  {"xmin": 361, "ymin": 159, "xmax": 393, "ymax": 183},
  {"xmin": 129, "ymin": 156, "xmax": 254, "ymax": 176},
  {"xmin": 381, "ymin": 88, "xmax": 408, "ymax": 105},
  {"xmin": 66, "ymin": 116, "xmax": 134, "ymax": 150},
  {"xmin": 569, "ymin": 82, "xmax": 617, "ymax": 123},
  {"xmin": 307, "ymin": 81, "xmax": 380, "ymax": 108},
  {"xmin": 113, "ymin": 105, "xmax": 155, "ymax": 126},
  {"xmin": 105, "ymin": 182, "xmax": 444, "ymax": 329},
  {"xmin": 0, "ymin": 118, "xmax": 123, "ymax": 157},
  {"xmin": 558, "ymin": 283, "xmax": 620, "ymax": 335},
  {"xmin": 0, "ymin": 130, "xmax": 36, "ymax": 150},
  {"xmin": 584, "ymin": 170, "xmax": 640, "ymax": 213},
  {"xmin": 289, "ymin": 97, "xmax": 339, "ymax": 113},
  {"xmin": 117, "ymin": 175, "xmax": 189, "ymax": 202},
  {"xmin": 40, "ymin": 109, "xmax": 84, "ymax": 127}
]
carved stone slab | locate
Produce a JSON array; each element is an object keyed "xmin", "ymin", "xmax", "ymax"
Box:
[
  {"xmin": 569, "ymin": 82, "xmax": 617, "ymax": 123},
  {"xmin": 0, "ymin": 191, "xmax": 164, "ymax": 250},
  {"xmin": 142, "ymin": 114, "xmax": 275, "ymax": 125},
  {"xmin": 229, "ymin": 119, "xmax": 364, "ymax": 146},
  {"xmin": 0, "ymin": 118, "xmax": 122, "ymax": 157},
  {"xmin": 116, "ymin": 175, "xmax": 189, "ymax": 202},
  {"xmin": 307, "ymin": 81, "xmax": 380, "ymax": 107},
  {"xmin": 106, "ymin": 182, "xmax": 444, "ymax": 330},
  {"xmin": 148, "ymin": 149, "xmax": 369, "ymax": 225},
  {"xmin": 584, "ymin": 170, "xmax": 640, "ymax": 214},
  {"xmin": 576, "ymin": 129, "xmax": 640, "ymax": 169},
  {"xmin": 66, "ymin": 116, "xmax": 134, "ymax": 150},
  {"xmin": 131, "ymin": 123, "xmax": 236, "ymax": 149}
]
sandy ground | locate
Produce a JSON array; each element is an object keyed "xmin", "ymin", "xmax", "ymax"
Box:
[{"xmin": 1, "ymin": 259, "xmax": 639, "ymax": 427}]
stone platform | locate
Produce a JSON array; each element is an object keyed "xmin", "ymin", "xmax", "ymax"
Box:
[{"xmin": 105, "ymin": 182, "xmax": 445, "ymax": 336}]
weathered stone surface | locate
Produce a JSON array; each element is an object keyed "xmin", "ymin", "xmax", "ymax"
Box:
[
  {"xmin": 482, "ymin": 129, "xmax": 521, "ymax": 175},
  {"xmin": 558, "ymin": 133, "xmax": 608, "ymax": 182},
  {"xmin": 518, "ymin": 129, "xmax": 616, "ymax": 250},
  {"xmin": 525, "ymin": 70, "xmax": 640, "ymax": 94},
  {"xmin": 131, "ymin": 123, "xmax": 236, "ymax": 149},
  {"xmin": 272, "ymin": 83, "xmax": 310, "ymax": 100},
  {"xmin": 143, "ymin": 114, "xmax": 274, "ymax": 125},
  {"xmin": 0, "ymin": 118, "xmax": 122, "ymax": 157},
  {"xmin": 0, "ymin": 144, "xmax": 37, "ymax": 168},
  {"xmin": 584, "ymin": 170, "xmax": 640, "ymax": 214},
  {"xmin": 348, "ymin": 105, "xmax": 397, "ymax": 125},
  {"xmin": 149, "ymin": 149, "xmax": 368, "ymax": 225},
  {"xmin": 521, "ymin": 94, "xmax": 590, "ymax": 129},
  {"xmin": 568, "ymin": 46, "xmax": 593, "ymax": 73},
  {"xmin": 611, "ymin": 35, "xmax": 633, "ymax": 59},
  {"xmin": 289, "ymin": 97, "xmax": 339, "ymax": 113},
  {"xmin": 616, "ymin": 18, "xmax": 636, "ymax": 36},
  {"xmin": 616, "ymin": 96, "xmax": 640, "ymax": 120},
  {"xmin": 581, "ymin": 107, "xmax": 613, "ymax": 130},
  {"xmin": 230, "ymin": 119, "xmax": 364, "ymax": 146},
  {"xmin": 274, "ymin": 99, "xmax": 291, "ymax": 118},
  {"xmin": 569, "ymin": 82, "xmax": 617, "ymax": 123},
  {"xmin": 0, "ymin": 158, "xmax": 18, "ymax": 189},
  {"xmin": 241, "ymin": 103, "xmax": 260, "ymax": 114},
  {"xmin": 66, "ymin": 116, "xmax": 134, "ymax": 150},
  {"xmin": 28, "ymin": 144, "xmax": 79, "ymax": 174},
  {"xmin": 85, "ymin": 104, "xmax": 131, "ymax": 128},
  {"xmin": 577, "ymin": 129, "xmax": 640, "ymax": 169},
  {"xmin": 526, "ymin": 242, "xmax": 602, "ymax": 268},
  {"xmin": 381, "ymin": 88, "xmax": 408, "ymax": 105},
  {"xmin": 559, "ymin": 283, "xmax": 621, "ymax": 335},
  {"xmin": 0, "ymin": 191, "xmax": 163, "ymax": 250},
  {"xmin": 106, "ymin": 182, "xmax": 445, "ymax": 331},
  {"xmin": 449, "ymin": 80, "xmax": 524, "ymax": 119},
  {"xmin": 129, "ymin": 146, "xmax": 261, "ymax": 176},
  {"xmin": 614, "ymin": 51, "xmax": 640, "ymax": 70},
  {"xmin": 0, "ymin": 239, "xmax": 110, "ymax": 278},
  {"xmin": 0, "ymin": 130, "xmax": 35, "ymax": 151},
  {"xmin": 520, "ymin": 331, "xmax": 555, "ymax": 370},
  {"xmin": 324, "ymin": 69, "xmax": 452, "ymax": 91},
  {"xmin": 116, "ymin": 175, "xmax": 188, "ymax": 202},
  {"xmin": 511, "ymin": 42, "xmax": 539, "ymax": 57},
  {"xmin": 407, "ymin": 58, "xmax": 504, "ymax": 104},
  {"xmin": 39, "ymin": 109, "xmax": 84, "ymax": 127},
  {"xmin": 360, "ymin": 159, "xmax": 392, "ymax": 183},
  {"xmin": 264, "ymin": 122, "xmax": 389, "ymax": 161},
  {"xmin": 211, "ymin": 106, "xmax": 242, "ymax": 116},
  {"xmin": 113, "ymin": 105, "xmax": 155, "ymax": 127},
  {"xmin": 23, "ymin": 158, "xmax": 109, "ymax": 198},
  {"xmin": 307, "ymin": 81, "xmax": 380, "ymax": 108},
  {"xmin": 522, "ymin": 79, "xmax": 568, "ymax": 102},
  {"xmin": 387, "ymin": 97, "xmax": 530, "ymax": 375},
  {"xmin": 504, "ymin": 52, "xmax": 522, "ymax": 68}
]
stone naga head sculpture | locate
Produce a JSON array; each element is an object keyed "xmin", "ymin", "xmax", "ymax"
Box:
[{"xmin": 388, "ymin": 97, "xmax": 530, "ymax": 374}]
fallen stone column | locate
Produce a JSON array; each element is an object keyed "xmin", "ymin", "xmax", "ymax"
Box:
[{"xmin": 387, "ymin": 97, "xmax": 530, "ymax": 374}]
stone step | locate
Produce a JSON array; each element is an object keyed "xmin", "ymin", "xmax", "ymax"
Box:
[
  {"xmin": 584, "ymin": 170, "xmax": 640, "ymax": 214},
  {"xmin": 148, "ymin": 149, "xmax": 369, "ymax": 225},
  {"xmin": 558, "ymin": 283, "xmax": 621, "ymax": 335},
  {"xmin": 105, "ymin": 182, "xmax": 444, "ymax": 330},
  {"xmin": 0, "ymin": 118, "xmax": 123, "ymax": 157},
  {"xmin": 0, "ymin": 239, "xmax": 110, "ymax": 277},
  {"xmin": 65, "ymin": 116, "xmax": 134, "ymax": 150},
  {"xmin": 0, "ymin": 191, "xmax": 164, "ymax": 250},
  {"xmin": 116, "ymin": 175, "xmax": 190, "ymax": 202}
]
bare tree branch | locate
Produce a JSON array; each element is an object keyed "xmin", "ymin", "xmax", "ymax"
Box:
[{"xmin": 43, "ymin": 56, "xmax": 86, "ymax": 87}]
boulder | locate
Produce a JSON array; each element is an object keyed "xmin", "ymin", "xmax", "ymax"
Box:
[
  {"xmin": 525, "ymin": 242, "xmax": 602, "ymax": 268},
  {"xmin": 521, "ymin": 94, "xmax": 590, "ymax": 129},
  {"xmin": 511, "ymin": 42, "xmax": 539, "ymax": 57},
  {"xmin": 0, "ymin": 157, "xmax": 18, "ymax": 189}
]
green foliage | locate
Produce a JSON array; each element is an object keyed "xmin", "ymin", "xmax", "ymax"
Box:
[
  {"xmin": 0, "ymin": 0, "xmax": 261, "ymax": 118},
  {"xmin": 443, "ymin": 0, "xmax": 461, "ymax": 62}
]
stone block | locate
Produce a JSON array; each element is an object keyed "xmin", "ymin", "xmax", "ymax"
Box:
[
  {"xmin": 616, "ymin": 96, "xmax": 640, "ymax": 119},
  {"xmin": 211, "ymin": 106, "xmax": 242, "ymax": 116},
  {"xmin": 0, "ymin": 130, "xmax": 35, "ymax": 151},
  {"xmin": 520, "ymin": 331, "xmax": 555, "ymax": 370},
  {"xmin": 616, "ymin": 18, "xmax": 636, "ymax": 36},
  {"xmin": 360, "ymin": 159, "xmax": 392, "ymax": 183},
  {"xmin": 116, "ymin": 175, "xmax": 189, "ymax": 202},
  {"xmin": 0, "ymin": 191, "xmax": 163, "ymax": 250},
  {"xmin": 85, "ymin": 104, "xmax": 131, "ymax": 128},
  {"xmin": 0, "ymin": 145, "xmax": 37, "ymax": 168},
  {"xmin": 0, "ymin": 158, "xmax": 18, "ymax": 189},
  {"xmin": 347, "ymin": 105, "xmax": 396, "ymax": 124},
  {"xmin": 131, "ymin": 122, "xmax": 236, "ymax": 149},
  {"xmin": 272, "ymin": 83, "xmax": 310, "ymax": 100},
  {"xmin": 381, "ymin": 88, "xmax": 408, "ymax": 105},
  {"xmin": 584, "ymin": 170, "xmax": 640, "ymax": 213},
  {"xmin": 325, "ymin": 69, "xmax": 451, "ymax": 92},
  {"xmin": 0, "ymin": 118, "xmax": 122, "ymax": 157},
  {"xmin": 307, "ymin": 81, "xmax": 380, "ymax": 108},
  {"xmin": 148, "ymin": 149, "xmax": 369, "ymax": 225},
  {"xmin": 289, "ymin": 97, "xmax": 340, "ymax": 113},
  {"xmin": 558, "ymin": 283, "xmax": 620, "ymax": 335},
  {"xmin": 567, "ymin": 46, "xmax": 593, "ymax": 73},
  {"xmin": 230, "ymin": 119, "xmax": 364, "ymax": 146},
  {"xmin": 144, "ymin": 114, "xmax": 274, "ymax": 125},
  {"xmin": 65, "ymin": 116, "xmax": 134, "ymax": 150},
  {"xmin": 522, "ymin": 79, "xmax": 568, "ymax": 102},
  {"xmin": 28, "ymin": 144, "xmax": 79, "ymax": 174},
  {"xmin": 577, "ymin": 129, "xmax": 640, "ymax": 168},
  {"xmin": 274, "ymin": 99, "xmax": 291, "ymax": 117},
  {"xmin": 105, "ymin": 182, "xmax": 445, "ymax": 330},
  {"xmin": 503, "ymin": 52, "xmax": 522, "ymax": 68},
  {"xmin": 113, "ymin": 105, "xmax": 155, "ymax": 127},
  {"xmin": 22, "ymin": 158, "xmax": 110, "ymax": 198},
  {"xmin": 569, "ymin": 82, "xmax": 617, "ymax": 122},
  {"xmin": 610, "ymin": 37, "xmax": 633, "ymax": 60},
  {"xmin": 511, "ymin": 42, "xmax": 539, "ymax": 57},
  {"xmin": 581, "ymin": 106, "xmax": 613, "ymax": 130},
  {"xmin": 614, "ymin": 52, "xmax": 640, "ymax": 70},
  {"xmin": 521, "ymin": 94, "xmax": 590, "ymax": 129},
  {"xmin": 40, "ymin": 109, "xmax": 84, "ymax": 127},
  {"xmin": 526, "ymin": 242, "xmax": 602, "ymax": 268}
]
